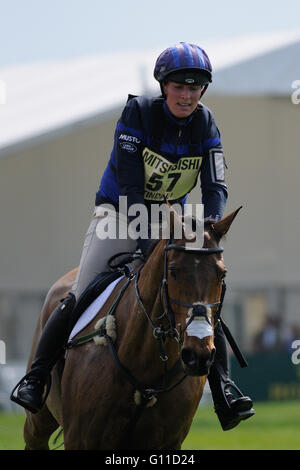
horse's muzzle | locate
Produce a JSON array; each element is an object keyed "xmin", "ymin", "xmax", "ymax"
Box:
[{"xmin": 181, "ymin": 347, "xmax": 216, "ymax": 377}]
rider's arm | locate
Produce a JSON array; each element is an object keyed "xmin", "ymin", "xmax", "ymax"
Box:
[
  {"xmin": 116, "ymin": 97, "xmax": 146, "ymax": 208},
  {"xmin": 200, "ymin": 112, "xmax": 228, "ymax": 221},
  {"xmin": 115, "ymin": 98, "xmax": 151, "ymax": 252}
]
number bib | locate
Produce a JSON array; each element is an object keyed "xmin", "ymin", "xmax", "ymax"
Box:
[{"xmin": 143, "ymin": 147, "xmax": 203, "ymax": 201}]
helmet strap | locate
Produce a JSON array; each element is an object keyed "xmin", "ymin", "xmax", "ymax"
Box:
[
  {"xmin": 160, "ymin": 81, "xmax": 167, "ymax": 98},
  {"xmin": 200, "ymin": 84, "xmax": 209, "ymax": 98}
]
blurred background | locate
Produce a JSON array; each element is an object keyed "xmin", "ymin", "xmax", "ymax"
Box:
[{"xmin": 0, "ymin": 0, "xmax": 300, "ymax": 427}]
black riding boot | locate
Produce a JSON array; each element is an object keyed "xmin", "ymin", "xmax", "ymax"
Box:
[
  {"xmin": 208, "ymin": 322, "xmax": 255, "ymax": 431},
  {"xmin": 10, "ymin": 292, "xmax": 76, "ymax": 413}
]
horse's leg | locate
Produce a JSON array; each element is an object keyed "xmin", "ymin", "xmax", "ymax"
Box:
[{"xmin": 23, "ymin": 405, "xmax": 59, "ymax": 450}]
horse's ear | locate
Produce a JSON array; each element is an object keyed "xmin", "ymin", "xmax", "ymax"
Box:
[
  {"xmin": 213, "ymin": 206, "xmax": 242, "ymax": 239},
  {"xmin": 164, "ymin": 197, "xmax": 182, "ymax": 239}
]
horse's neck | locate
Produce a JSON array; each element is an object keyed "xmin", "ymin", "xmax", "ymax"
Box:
[{"xmin": 138, "ymin": 243, "xmax": 165, "ymax": 316}]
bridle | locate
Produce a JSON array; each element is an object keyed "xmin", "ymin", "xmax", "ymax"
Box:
[
  {"xmin": 107, "ymin": 238, "xmax": 247, "ymax": 371},
  {"xmin": 134, "ymin": 238, "xmax": 224, "ymax": 360}
]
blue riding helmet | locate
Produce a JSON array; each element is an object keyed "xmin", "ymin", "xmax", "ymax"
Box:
[{"xmin": 154, "ymin": 42, "xmax": 212, "ymax": 92}]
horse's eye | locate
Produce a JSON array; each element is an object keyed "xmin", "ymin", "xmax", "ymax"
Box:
[
  {"xmin": 216, "ymin": 262, "xmax": 227, "ymax": 281},
  {"xmin": 220, "ymin": 270, "xmax": 227, "ymax": 280},
  {"xmin": 169, "ymin": 267, "xmax": 177, "ymax": 280}
]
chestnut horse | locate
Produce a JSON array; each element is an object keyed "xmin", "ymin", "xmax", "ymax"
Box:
[{"xmin": 23, "ymin": 208, "xmax": 240, "ymax": 450}]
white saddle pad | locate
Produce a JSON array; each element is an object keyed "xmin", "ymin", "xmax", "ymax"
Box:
[{"xmin": 68, "ymin": 275, "xmax": 124, "ymax": 341}]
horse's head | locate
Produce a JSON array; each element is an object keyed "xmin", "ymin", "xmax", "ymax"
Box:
[{"xmin": 162, "ymin": 205, "xmax": 242, "ymax": 377}]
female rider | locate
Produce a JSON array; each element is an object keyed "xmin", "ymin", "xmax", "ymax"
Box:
[{"xmin": 12, "ymin": 42, "xmax": 254, "ymax": 431}]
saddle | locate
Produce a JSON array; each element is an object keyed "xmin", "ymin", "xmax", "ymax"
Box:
[
  {"xmin": 68, "ymin": 251, "xmax": 143, "ymax": 336},
  {"xmin": 69, "ymin": 270, "xmax": 123, "ymax": 331}
]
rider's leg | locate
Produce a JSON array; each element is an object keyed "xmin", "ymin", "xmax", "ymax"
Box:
[
  {"xmin": 10, "ymin": 291, "xmax": 77, "ymax": 413},
  {"xmin": 11, "ymin": 208, "xmax": 136, "ymax": 413},
  {"xmin": 208, "ymin": 322, "xmax": 255, "ymax": 431}
]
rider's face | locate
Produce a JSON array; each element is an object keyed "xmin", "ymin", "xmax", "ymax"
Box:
[{"xmin": 163, "ymin": 81, "xmax": 203, "ymax": 118}]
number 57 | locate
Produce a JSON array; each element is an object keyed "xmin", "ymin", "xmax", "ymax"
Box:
[{"xmin": 146, "ymin": 172, "xmax": 181, "ymax": 192}]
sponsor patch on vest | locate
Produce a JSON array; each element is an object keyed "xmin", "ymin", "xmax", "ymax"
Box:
[
  {"xmin": 120, "ymin": 141, "xmax": 138, "ymax": 153},
  {"xmin": 119, "ymin": 134, "xmax": 141, "ymax": 144},
  {"xmin": 142, "ymin": 147, "xmax": 203, "ymax": 201}
]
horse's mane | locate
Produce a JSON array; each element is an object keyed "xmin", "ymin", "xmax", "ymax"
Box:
[{"xmin": 144, "ymin": 239, "xmax": 160, "ymax": 260}]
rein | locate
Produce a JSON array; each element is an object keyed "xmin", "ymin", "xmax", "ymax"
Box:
[{"xmin": 67, "ymin": 265, "xmax": 188, "ymax": 402}]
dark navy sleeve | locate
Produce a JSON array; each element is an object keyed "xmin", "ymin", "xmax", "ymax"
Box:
[
  {"xmin": 200, "ymin": 111, "xmax": 228, "ymax": 220},
  {"xmin": 116, "ymin": 98, "xmax": 146, "ymax": 209},
  {"xmin": 115, "ymin": 97, "xmax": 152, "ymax": 252}
]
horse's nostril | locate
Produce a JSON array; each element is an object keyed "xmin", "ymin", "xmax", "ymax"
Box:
[{"xmin": 181, "ymin": 348, "xmax": 197, "ymax": 367}]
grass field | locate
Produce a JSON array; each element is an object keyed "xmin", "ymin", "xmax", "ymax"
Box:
[
  {"xmin": 183, "ymin": 401, "xmax": 300, "ymax": 450},
  {"xmin": 0, "ymin": 401, "xmax": 299, "ymax": 450}
]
